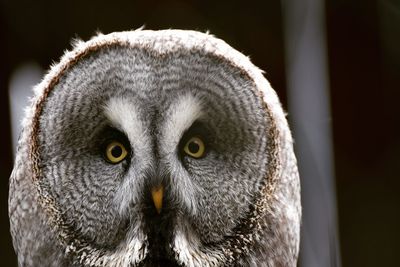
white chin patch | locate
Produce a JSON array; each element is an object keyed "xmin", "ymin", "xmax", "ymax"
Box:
[{"xmin": 173, "ymin": 228, "xmax": 226, "ymax": 267}]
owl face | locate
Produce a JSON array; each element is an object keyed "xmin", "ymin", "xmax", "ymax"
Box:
[
  {"xmin": 11, "ymin": 30, "xmax": 300, "ymax": 267},
  {"xmin": 39, "ymin": 44, "xmax": 270, "ymax": 261}
]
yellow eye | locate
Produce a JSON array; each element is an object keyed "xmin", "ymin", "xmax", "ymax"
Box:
[
  {"xmin": 105, "ymin": 141, "xmax": 128, "ymax": 163},
  {"xmin": 183, "ymin": 136, "xmax": 205, "ymax": 158}
]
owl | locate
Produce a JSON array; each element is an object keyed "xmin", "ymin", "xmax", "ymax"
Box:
[{"xmin": 9, "ymin": 30, "xmax": 301, "ymax": 267}]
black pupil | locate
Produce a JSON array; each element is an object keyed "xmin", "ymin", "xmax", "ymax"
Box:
[
  {"xmin": 188, "ymin": 141, "xmax": 200, "ymax": 154},
  {"xmin": 111, "ymin": 145, "xmax": 123, "ymax": 158}
]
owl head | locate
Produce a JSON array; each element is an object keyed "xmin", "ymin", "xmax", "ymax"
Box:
[{"xmin": 9, "ymin": 30, "xmax": 301, "ymax": 266}]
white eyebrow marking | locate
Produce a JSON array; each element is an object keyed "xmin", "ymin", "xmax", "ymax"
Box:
[
  {"xmin": 162, "ymin": 94, "xmax": 204, "ymax": 154},
  {"xmin": 104, "ymin": 97, "xmax": 150, "ymax": 153},
  {"xmin": 160, "ymin": 95, "xmax": 204, "ymax": 216},
  {"xmin": 104, "ymin": 97, "xmax": 151, "ymax": 215}
]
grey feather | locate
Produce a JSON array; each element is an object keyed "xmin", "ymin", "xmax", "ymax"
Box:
[{"xmin": 9, "ymin": 29, "xmax": 301, "ymax": 267}]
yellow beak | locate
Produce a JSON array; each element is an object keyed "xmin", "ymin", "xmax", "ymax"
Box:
[{"xmin": 151, "ymin": 185, "xmax": 164, "ymax": 214}]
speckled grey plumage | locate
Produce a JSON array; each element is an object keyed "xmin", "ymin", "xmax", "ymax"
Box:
[{"xmin": 9, "ymin": 29, "xmax": 301, "ymax": 267}]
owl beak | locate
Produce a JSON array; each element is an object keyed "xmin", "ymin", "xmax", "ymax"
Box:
[{"xmin": 151, "ymin": 185, "xmax": 164, "ymax": 214}]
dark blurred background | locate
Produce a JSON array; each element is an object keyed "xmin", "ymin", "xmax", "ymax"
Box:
[{"xmin": 0, "ymin": 0, "xmax": 399, "ymax": 266}]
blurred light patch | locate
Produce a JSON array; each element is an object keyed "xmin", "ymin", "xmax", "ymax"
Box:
[
  {"xmin": 281, "ymin": 0, "xmax": 341, "ymax": 266},
  {"xmin": 8, "ymin": 62, "xmax": 43, "ymax": 155}
]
